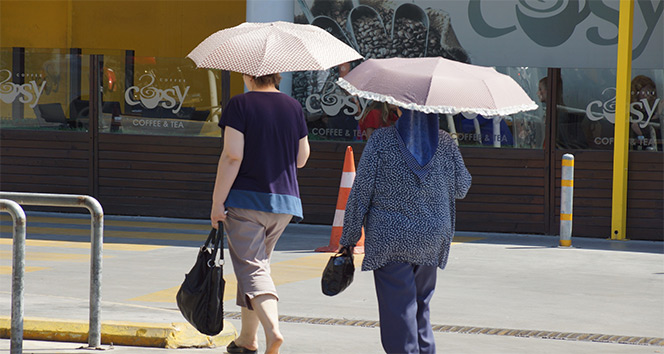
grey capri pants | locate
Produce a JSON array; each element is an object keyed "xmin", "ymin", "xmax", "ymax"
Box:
[{"xmin": 223, "ymin": 207, "xmax": 292, "ymax": 309}]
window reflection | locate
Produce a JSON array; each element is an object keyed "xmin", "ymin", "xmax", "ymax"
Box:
[
  {"xmin": 0, "ymin": 49, "xmax": 223, "ymax": 137},
  {"xmin": 443, "ymin": 66, "xmax": 545, "ymax": 149},
  {"xmin": 299, "ymin": 65, "xmax": 547, "ymax": 149},
  {"xmin": 561, "ymin": 68, "xmax": 663, "ymax": 152}
]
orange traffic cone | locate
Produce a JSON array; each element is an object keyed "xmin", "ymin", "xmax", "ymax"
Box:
[{"xmin": 315, "ymin": 146, "xmax": 365, "ymax": 254}]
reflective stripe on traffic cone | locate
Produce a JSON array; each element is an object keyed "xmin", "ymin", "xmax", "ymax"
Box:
[{"xmin": 315, "ymin": 146, "xmax": 365, "ymax": 253}]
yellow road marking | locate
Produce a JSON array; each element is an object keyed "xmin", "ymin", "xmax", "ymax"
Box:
[
  {"xmin": 0, "ymin": 250, "xmax": 114, "ymax": 262},
  {"xmin": 130, "ymin": 253, "xmax": 364, "ymax": 303},
  {"xmin": 272, "ymin": 253, "xmax": 364, "ymax": 284},
  {"xmin": 0, "ymin": 215, "xmax": 211, "ymax": 231},
  {"xmin": 452, "ymin": 236, "xmax": 484, "ymax": 244},
  {"xmin": 0, "ymin": 266, "xmax": 50, "ymax": 274},
  {"xmin": 0, "ymin": 226, "xmax": 207, "ymax": 241},
  {"xmin": 0, "ymin": 238, "xmax": 164, "ymax": 251},
  {"xmin": 129, "ymin": 276, "xmax": 239, "ymax": 303},
  {"xmin": 130, "ymin": 238, "xmax": 482, "ymax": 304}
]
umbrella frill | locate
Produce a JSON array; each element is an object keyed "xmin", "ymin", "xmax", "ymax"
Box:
[{"xmin": 337, "ymin": 78, "xmax": 539, "ymax": 116}]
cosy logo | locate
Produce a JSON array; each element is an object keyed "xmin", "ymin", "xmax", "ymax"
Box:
[
  {"xmin": 124, "ymin": 73, "xmax": 190, "ymax": 114},
  {"xmin": 469, "ymin": 0, "xmax": 663, "ymax": 59},
  {"xmin": 586, "ymin": 87, "xmax": 660, "ymax": 128},
  {"xmin": 305, "ymin": 81, "xmax": 369, "ymax": 117},
  {"xmin": 0, "ymin": 69, "xmax": 46, "ymax": 108}
]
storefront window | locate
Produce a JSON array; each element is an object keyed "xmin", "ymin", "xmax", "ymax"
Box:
[
  {"xmin": 0, "ymin": 49, "xmax": 223, "ymax": 137},
  {"xmin": 0, "ymin": 48, "xmax": 81, "ymax": 131},
  {"xmin": 98, "ymin": 55, "xmax": 221, "ymax": 137},
  {"xmin": 442, "ymin": 66, "xmax": 545, "ymax": 149},
  {"xmin": 291, "ymin": 63, "xmax": 544, "ymax": 148},
  {"xmin": 292, "ymin": 0, "xmax": 544, "ymax": 148},
  {"xmin": 293, "ymin": 63, "xmax": 365, "ymax": 142},
  {"xmin": 560, "ymin": 68, "xmax": 663, "ymax": 152},
  {"xmin": 293, "ymin": 0, "xmax": 472, "ymax": 143}
]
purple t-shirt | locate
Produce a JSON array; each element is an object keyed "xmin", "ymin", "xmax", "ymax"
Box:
[{"xmin": 219, "ymin": 91, "xmax": 308, "ymax": 220}]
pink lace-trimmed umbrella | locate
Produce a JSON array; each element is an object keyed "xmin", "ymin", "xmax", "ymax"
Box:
[
  {"xmin": 337, "ymin": 57, "xmax": 538, "ymax": 116},
  {"xmin": 187, "ymin": 21, "xmax": 363, "ymax": 76}
]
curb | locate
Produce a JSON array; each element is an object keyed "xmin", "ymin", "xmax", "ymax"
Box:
[{"xmin": 0, "ymin": 316, "xmax": 236, "ymax": 348}]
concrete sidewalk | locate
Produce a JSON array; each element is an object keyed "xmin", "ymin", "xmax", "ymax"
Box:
[{"xmin": 1, "ymin": 211, "xmax": 663, "ymax": 353}]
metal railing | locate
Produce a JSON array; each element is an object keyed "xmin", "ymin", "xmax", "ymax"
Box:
[
  {"xmin": 0, "ymin": 192, "xmax": 104, "ymax": 349},
  {"xmin": 0, "ymin": 199, "xmax": 26, "ymax": 354}
]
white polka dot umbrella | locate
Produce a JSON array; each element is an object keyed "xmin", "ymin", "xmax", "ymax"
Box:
[
  {"xmin": 187, "ymin": 21, "xmax": 363, "ymax": 76},
  {"xmin": 337, "ymin": 57, "xmax": 538, "ymax": 116}
]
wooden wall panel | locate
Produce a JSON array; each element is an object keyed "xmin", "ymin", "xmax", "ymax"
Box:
[
  {"xmin": 0, "ymin": 130, "xmax": 91, "ymax": 210},
  {"xmin": 552, "ymin": 150, "xmax": 663, "ymax": 241},
  {"xmin": 1, "ymin": 129, "xmax": 661, "ymax": 241},
  {"xmin": 456, "ymin": 148, "xmax": 547, "ymax": 235},
  {"xmin": 299, "ymin": 144, "xmax": 549, "ymax": 235},
  {"xmin": 624, "ymin": 152, "xmax": 663, "ymax": 241},
  {"xmin": 95, "ymin": 134, "xmax": 220, "ymax": 219},
  {"xmin": 0, "ymin": 130, "xmax": 90, "ymax": 192}
]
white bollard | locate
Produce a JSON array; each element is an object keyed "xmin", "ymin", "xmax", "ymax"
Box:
[{"xmin": 560, "ymin": 154, "xmax": 575, "ymax": 247}]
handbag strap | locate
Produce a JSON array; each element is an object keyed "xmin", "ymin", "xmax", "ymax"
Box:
[
  {"xmin": 203, "ymin": 228, "xmax": 216, "ymax": 249},
  {"xmin": 204, "ymin": 222, "xmax": 225, "ymax": 266},
  {"xmin": 339, "ymin": 245, "xmax": 354, "ymax": 258},
  {"xmin": 216, "ymin": 222, "xmax": 224, "ymax": 263}
]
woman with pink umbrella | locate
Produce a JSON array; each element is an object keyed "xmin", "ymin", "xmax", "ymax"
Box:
[
  {"xmin": 337, "ymin": 57, "xmax": 536, "ymax": 353},
  {"xmin": 339, "ymin": 108, "xmax": 472, "ymax": 353}
]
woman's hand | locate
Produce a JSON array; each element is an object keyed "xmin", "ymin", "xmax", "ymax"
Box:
[{"xmin": 210, "ymin": 204, "xmax": 226, "ymax": 229}]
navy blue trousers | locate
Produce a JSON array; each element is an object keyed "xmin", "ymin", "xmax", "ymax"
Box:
[{"xmin": 373, "ymin": 262, "xmax": 438, "ymax": 354}]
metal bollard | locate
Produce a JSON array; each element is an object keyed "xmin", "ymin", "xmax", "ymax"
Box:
[
  {"xmin": 560, "ymin": 154, "xmax": 574, "ymax": 247},
  {"xmin": 0, "ymin": 199, "xmax": 26, "ymax": 354},
  {"xmin": 0, "ymin": 192, "xmax": 104, "ymax": 349}
]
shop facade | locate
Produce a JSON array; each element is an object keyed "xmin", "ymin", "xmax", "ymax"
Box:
[{"xmin": 1, "ymin": 1, "xmax": 662, "ymax": 240}]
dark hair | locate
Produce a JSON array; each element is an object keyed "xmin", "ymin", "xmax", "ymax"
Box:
[
  {"xmin": 539, "ymin": 76, "xmax": 564, "ymax": 105},
  {"xmin": 252, "ymin": 73, "xmax": 282, "ymax": 88}
]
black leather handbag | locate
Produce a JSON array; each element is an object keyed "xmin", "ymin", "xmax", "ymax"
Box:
[
  {"xmin": 321, "ymin": 245, "xmax": 355, "ymax": 296},
  {"xmin": 176, "ymin": 223, "xmax": 225, "ymax": 336}
]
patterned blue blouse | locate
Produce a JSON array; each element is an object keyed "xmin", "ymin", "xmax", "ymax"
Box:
[{"xmin": 340, "ymin": 126, "xmax": 472, "ymax": 271}]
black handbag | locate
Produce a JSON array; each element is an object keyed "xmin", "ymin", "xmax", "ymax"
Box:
[
  {"xmin": 176, "ymin": 223, "xmax": 225, "ymax": 336},
  {"xmin": 321, "ymin": 245, "xmax": 355, "ymax": 296}
]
